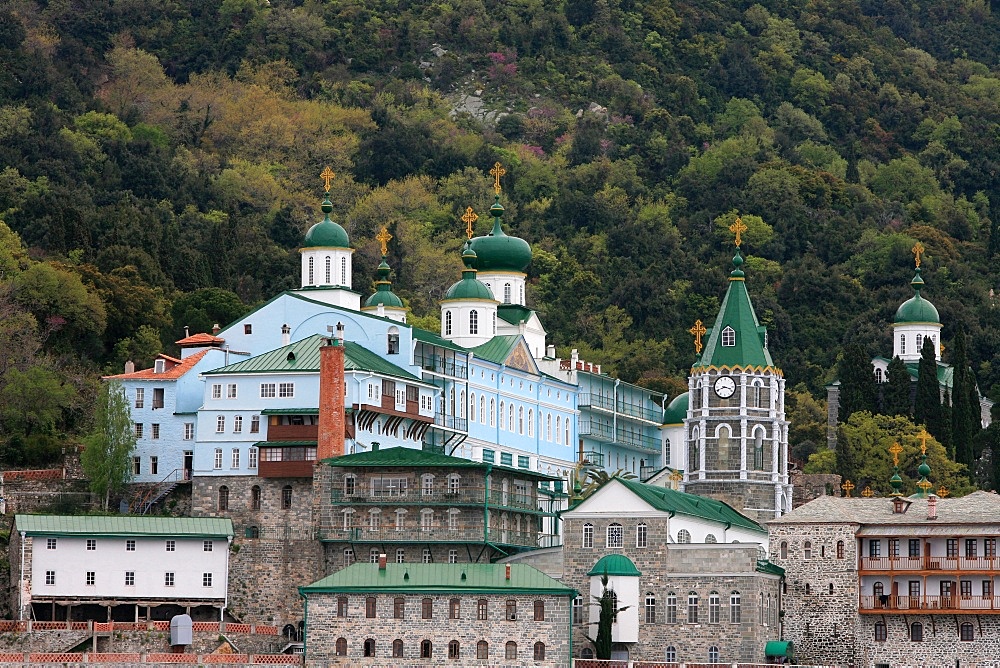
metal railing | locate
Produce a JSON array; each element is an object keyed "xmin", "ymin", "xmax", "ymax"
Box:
[
  {"xmin": 579, "ymin": 420, "xmax": 660, "ymax": 453},
  {"xmin": 860, "ymin": 594, "xmax": 1000, "ymax": 611},
  {"xmin": 320, "ymin": 525, "xmax": 545, "ymax": 548},
  {"xmin": 330, "ymin": 486, "xmax": 543, "ymax": 512},
  {"xmin": 860, "ymin": 556, "xmax": 1000, "ymax": 572},
  {"xmin": 578, "ymin": 394, "xmax": 664, "ymax": 423}
]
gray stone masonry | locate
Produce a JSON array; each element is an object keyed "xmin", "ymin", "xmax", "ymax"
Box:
[
  {"xmin": 790, "ymin": 473, "xmax": 841, "ymax": 509},
  {"xmin": 303, "ymin": 592, "xmax": 570, "ymax": 667},
  {"xmin": 857, "ymin": 614, "xmax": 1000, "ymax": 666},
  {"xmin": 562, "ymin": 515, "xmax": 781, "ymax": 664}
]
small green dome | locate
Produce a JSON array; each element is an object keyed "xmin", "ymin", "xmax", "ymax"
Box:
[
  {"xmin": 663, "ymin": 392, "xmax": 689, "ymax": 425},
  {"xmin": 443, "ymin": 244, "xmax": 495, "ymax": 301},
  {"xmin": 364, "ymin": 258, "xmax": 404, "ymax": 309},
  {"xmin": 894, "ymin": 268, "xmax": 939, "ymax": 324},
  {"xmin": 468, "ymin": 196, "xmax": 532, "ymax": 272},
  {"xmin": 303, "ymin": 195, "xmax": 350, "ymax": 248},
  {"xmin": 588, "ymin": 554, "xmax": 641, "ymax": 577}
]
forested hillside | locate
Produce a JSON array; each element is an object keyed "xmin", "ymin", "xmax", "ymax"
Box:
[{"xmin": 4, "ymin": 0, "xmax": 1000, "ymax": 476}]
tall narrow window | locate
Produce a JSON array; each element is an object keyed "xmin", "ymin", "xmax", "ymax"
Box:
[
  {"xmin": 366, "ymin": 597, "xmax": 376, "ymax": 618},
  {"xmin": 910, "ymin": 622, "xmax": 923, "ymax": 642},
  {"xmin": 583, "ymin": 523, "xmax": 594, "ymax": 548},
  {"xmin": 308, "ymin": 257, "xmax": 314, "ymax": 285},
  {"xmin": 837, "ymin": 540, "xmax": 845, "ymax": 559},
  {"xmin": 448, "ymin": 640, "xmax": 460, "ymax": 659},
  {"xmin": 636, "ymin": 523, "xmax": 648, "ymax": 548},
  {"xmin": 392, "ymin": 639, "xmax": 403, "ymax": 657},
  {"xmin": 470, "ymin": 310, "xmax": 479, "ymax": 335},
  {"xmin": 218, "ymin": 486, "xmax": 229, "ymax": 511},
  {"xmin": 325, "ymin": 257, "xmax": 331, "ymax": 284},
  {"xmin": 503, "ymin": 283, "xmax": 512, "ymax": 303},
  {"xmin": 534, "ymin": 600, "xmax": 545, "ymax": 621},
  {"xmin": 709, "ymin": 592, "xmax": 721, "ymax": 623},
  {"xmin": 422, "ymin": 598, "xmax": 433, "ymax": 619},
  {"xmin": 900, "ymin": 334, "xmax": 906, "ymax": 355},
  {"xmin": 340, "ymin": 257, "xmax": 347, "ymax": 285},
  {"xmin": 533, "ymin": 642, "xmax": 545, "ymax": 661},
  {"xmin": 730, "ymin": 591, "xmax": 741, "ymax": 622},
  {"xmin": 607, "ymin": 523, "xmax": 623, "ymax": 548},
  {"xmin": 477, "ymin": 641, "xmax": 489, "ymax": 659},
  {"xmin": 666, "ymin": 593, "xmax": 677, "ymax": 623},
  {"xmin": 916, "ymin": 333, "xmax": 924, "ymax": 350},
  {"xmin": 645, "ymin": 593, "xmax": 656, "ymax": 623},
  {"xmin": 687, "ymin": 592, "xmax": 699, "ymax": 623},
  {"xmin": 875, "ymin": 621, "xmax": 887, "ymax": 641},
  {"xmin": 281, "ymin": 485, "xmax": 292, "ymax": 509},
  {"xmin": 250, "ymin": 485, "xmax": 261, "ymax": 511},
  {"xmin": 445, "ymin": 311, "xmax": 452, "ymax": 336}
]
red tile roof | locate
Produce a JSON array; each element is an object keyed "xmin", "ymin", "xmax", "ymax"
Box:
[
  {"xmin": 103, "ymin": 349, "xmax": 211, "ymax": 381},
  {"xmin": 175, "ymin": 333, "xmax": 225, "ymax": 346}
]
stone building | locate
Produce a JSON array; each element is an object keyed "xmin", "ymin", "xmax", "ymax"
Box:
[
  {"xmin": 769, "ymin": 490, "xmax": 1000, "ymax": 666},
  {"xmin": 553, "ymin": 477, "xmax": 784, "ymax": 664},
  {"xmin": 298, "ymin": 560, "xmax": 574, "ymax": 666}
]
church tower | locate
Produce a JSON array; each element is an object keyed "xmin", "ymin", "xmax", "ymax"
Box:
[
  {"xmin": 361, "ymin": 226, "xmax": 408, "ymax": 323},
  {"xmin": 682, "ymin": 219, "xmax": 792, "ymax": 521},
  {"xmin": 440, "ymin": 242, "xmax": 498, "ymax": 348},
  {"xmin": 298, "ymin": 166, "xmax": 361, "ymax": 310},
  {"xmin": 891, "ymin": 242, "xmax": 941, "ymax": 363}
]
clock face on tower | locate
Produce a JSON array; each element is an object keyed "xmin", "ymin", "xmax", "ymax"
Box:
[{"xmin": 714, "ymin": 375, "xmax": 736, "ymax": 398}]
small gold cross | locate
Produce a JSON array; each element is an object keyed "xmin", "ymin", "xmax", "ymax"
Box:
[
  {"xmin": 668, "ymin": 469, "xmax": 683, "ymax": 482},
  {"xmin": 936, "ymin": 486, "xmax": 950, "ymax": 498},
  {"xmin": 917, "ymin": 479, "xmax": 933, "ymax": 493},
  {"xmin": 320, "ymin": 166, "xmax": 336, "ymax": 192},
  {"xmin": 375, "ymin": 227, "xmax": 392, "ymax": 256},
  {"xmin": 490, "ymin": 161, "xmax": 506, "ymax": 195},
  {"xmin": 889, "ymin": 442, "xmax": 904, "ymax": 467},
  {"xmin": 861, "ymin": 486, "xmax": 874, "ymax": 498},
  {"xmin": 729, "ymin": 216, "xmax": 748, "ymax": 247},
  {"xmin": 912, "ymin": 241, "xmax": 925, "ymax": 268},
  {"xmin": 918, "ymin": 429, "xmax": 929, "ymax": 455},
  {"xmin": 461, "ymin": 206, "xmax": 479, "ymax": 239},
  {"xmin": 841, "ymin": 479, "xmax": 855, "ymax": 497},
  {"xmin": 688, "ymin": 319, "xmax": 707, "ymax": 355}
]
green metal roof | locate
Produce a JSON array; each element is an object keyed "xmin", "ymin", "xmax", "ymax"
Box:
[
  {"xmin": 663, "ymin": 391, "xmax": 689, "ymax": 425},
  {"xmin": 260, "ymin": 408, "xmax": 319, "ymax": 415},
  {"xmin": 300, "ymin": 563, "xmax": 573, "ymax": 596},
  {"xmin": 468, "ymin": 200, "xmax": 532, "ymax": 273},
  {"xmin": 412, "ymin": 327, "xmax": 467, "ymax": 352},
  {"xmin": 694, "ymin": 251, "xmax": 775, "ymax": 372},
  {"xmin": 756, "ymin": 559, "xmax": 785, "ymax": 576},
  {"xmin": 765, "ymin": 640, "xmax": 792, "ymax": 658},
  {"xmin": 894, "ymin": 268, "xmax": 940, "ymax": 324},
  {"xmin": 203, "ymin": 335, "xmax": 421, "ymax": 383},
  {"xmin": 497, "ymin": 304, "xmax": 535, "ymax": 326},
  {"xmin": 587, "ymin": 554, "xmax": 642, "ymax": 577},
  {"xmin": 324, "ymin": 446, "xmax": 558, "ymax": 479},
  {"xmin": 302, "ymin": 198, "xmax": 350, "ymax": 248},
  {"xmin": 613, "ymin": 478, "xmax": 764, "ymax": 533},
  {"xmin": 14, "ymin": 515, "xmax": 234, "ymax": 538},
  {"xmin": 470, "ymin": 335, "xmax": 521, "ymax": 365}
]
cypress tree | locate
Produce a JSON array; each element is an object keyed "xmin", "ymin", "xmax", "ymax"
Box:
[
  {"xmin": 883, "ymin": 356, "xmax": 912, "ymax": 417},
  {"xmin": 951, "ymin": 327, "xmax": 975, "ymax": 467},
  {"xmin": 837, "ymin": 343, "xmax": 877, "ymax": 423},
  {"xmin": 914, "ymin": 337, "xmax": 944, "ymax": 452}
]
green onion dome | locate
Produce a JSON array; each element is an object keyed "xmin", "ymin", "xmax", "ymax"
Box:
[
  {"xmin": 303, "ymin": 194, "xmax": 350, "ymax": 248},
  {"xmin": 468, "ymin": 196, "xmax": 532, "ymax": 272},
  {"xmin": 588, "ymin": 554, "xmax": 642, "ymax": 577},
  {"xmin": 663, "ymin": 392, "xmax": 689, "ymax": 425},
  {"xmin": 364, "ymin": 258, "xmax": 403, "ymax": 308},
  {"xmin": 894, "ymin": 268, "xmax": 940, "ymax": 324},
  {"xmin": 443, "ymin": 243, "xmax": 495, "ymax": 301}
]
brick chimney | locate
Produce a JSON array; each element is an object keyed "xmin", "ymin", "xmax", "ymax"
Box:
[
  {"xmin": 927, "ymin": 494, "xmax": 938, "ymax": 520},
  {"xmin": 505, "ymin": 564, "xmax": 511, "ymax": 580},
  {"xmin": 317, "ymin": 323, "xmax": 346, "ymax": 462},
  {"xmin": 378, "ymin": 553, "xmax": 387, "ymax": 570}
]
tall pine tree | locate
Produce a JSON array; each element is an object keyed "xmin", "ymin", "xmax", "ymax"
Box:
[
  {"xmin": 951, "ymin": 327, "xmax": 976, "ymax": 467},
  {"xmin": 837, "ymin": 343, "xmax": 877, "ymax": 423},
  {"xmin": 883, "ymin": 356, "xmax": 912, "ymax": 417},
  {"xmin": 914, "ymin": 337, "xmax": 945, "ymax": 454}
]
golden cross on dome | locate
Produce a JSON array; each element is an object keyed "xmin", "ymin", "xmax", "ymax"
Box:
[
  {"xmin": 889, "ymin": 441, "xmax": 904, "ymax": 467},
  {"xmin": 490, "ymin": 161, "xmax": 506, "ymax": 195},
  {"xmin": 936, "ymin": 486, "xmax": 950, "ymax": 498},
  {"xmin": 912, "ymin": 241, "xmax": 925, "ymax": 268},
  {"xmin": 940, "ymin": 342, "xmax": 945, "ymax": 355},
  {"xmin": 729, "ymin": 216, "xmax": 748, "ymax": 247},
  {"xmin": 688, "ymin": 320, "xmax": 707, "ymax": 355},
  {"xmin": 375, "ymin": 227, "xmax": 392, "ymax": 256},
  {"xmin": 918, "ymin": 429, "xmax": 929, "ymax": 455},
  {"xmin": 917, "ymin": 478, "xmax": 933, "ymax": 494},
  {"xmin": 461, "ymin": 206, "xmax": 479, "ymax": 239},
  {"xmin": 320, "ymin": 166, "xmax": 336, "ymax": 192},
  {"xmin": 841, "ymin": 479, "xmax": 855, "ymax": 497},
  {"xmin": 668, "ymin": 469, "xmax": 683, "ymax": 482},
  {"xmin": 861, "ymin": 486, "xmax": 875, "ymax": 498}
]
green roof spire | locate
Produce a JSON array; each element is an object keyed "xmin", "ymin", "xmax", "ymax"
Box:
[
  {"xmin": 303, "ymin": 166, "xmax": 350, "ymax": 248},
  {"xmin": 468, "ymin": 163, "xmax": 532, "ymax": 272},
  {"xmin": 888, "ymin": 442, "xmax": 904, "ymax": 497},
  {"xmin": 364, "ymin": 227, "xmax": 404, "ymax": 310},
  {"xmin": 895, "ymin": 241, "xmax": 940, "ymax": 324},
  {"xmin": 443, "ymin": 241, "xmax": 495, "ymax": 301},
  {"xmin": 914, "ymin": 430, "xmax": 934, "ymax": 498}
]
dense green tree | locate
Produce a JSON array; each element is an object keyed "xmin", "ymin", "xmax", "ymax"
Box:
[
  {"xmin": 0, "ymin": 366, "xmax": 77, "ymax": 437},
  {"xmin": 837, "ymin": 344, "xmax": 877, "ymax": 423},
  {"xmin": 883, "ymin": 356, "xmax": 912, "ymax": 417},
  {"xmin": 81, "ymin": 381, "xmax": 137, "ymax": 511},
  {"xmin": 914, "ymin": 337, "xmax": 945, "ymax": 449},
  {"xmin": 950, "ymin": 327, "xmax": 977, "ymax": 467}
]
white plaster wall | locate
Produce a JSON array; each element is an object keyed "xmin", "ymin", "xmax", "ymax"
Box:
[{"xmin": 589, "ymin": 574, "xmax": 639, "ymax": 643}]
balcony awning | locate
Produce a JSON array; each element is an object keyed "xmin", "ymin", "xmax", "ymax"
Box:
[
  {"xmin": 253, "ymin": 440, "xmax": 317, "ymax": 448},
  {"xmin": 765, "ymin": 640, "xmax": 792, "ymax": 659}
]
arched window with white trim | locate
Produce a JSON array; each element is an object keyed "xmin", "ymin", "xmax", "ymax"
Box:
[
  {"xmin": 503, "ymin": 283, "xmax": 511, "ymax": 304},
  {"xmin": 445, "ymin": 311, "xmax": 453, "ymax": 336},
  {"xmin": 324, "ymin": 257, "xmax": 331, "ymax": 284},
  {"xmin": 307, "ymin": 257, "xmax": 314, "ymax": 285},
  {"xmin": 340, "ymin": 257, "xmax": 347, "ymax": 285},
  {"xmin": 470, "ymin": 310, "xmax": 479, "ymax": 335},
  {"xmin": 499, "ymin": 401, "xmax": 505, "ymax": 431},
  {"xmin": 721, "ymin": 326, "xmax": 736, "ymax": 347}
]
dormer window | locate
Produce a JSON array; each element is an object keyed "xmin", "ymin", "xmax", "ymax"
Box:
[
  {"xmin": 154, "ymin": 359, "xmax": 165, "ymax": 374},
  {"xmin": 387, "ymin": 327, "xmax": 400, "ymax": 355},
  {"xmin": 721, "ymin": 326, "xmax": 736, "ymax": 347}
]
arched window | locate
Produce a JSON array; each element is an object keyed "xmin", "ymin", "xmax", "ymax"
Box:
[
  {"xmin": 281, "ymin": 485, "xmax": 292, "ymax": 509},
  {"xmin": 447, "ymin": 474, "xmax": 461, "ymax": 495},
  {"xmin": 874, "ymin": 621, "xmax": 887, "ymax": 641},
  {"xmin": 607, "ymin": 523, "xmax": 623, "ymax": 548},
  {"xmin": 480, "ymin": 395, "xmax": 486, "ymax": 423},
  {"xmin": 721, "ymin": 326, "xmax": 736, "ymax": 347},
  {"xmin": 780, "ymin": 541, "xmax": 788, "ymax": 559},
  {"xmin": 709, "ymin": 592, "xmax": 720, "ymax": 623},
  {"xmin": 753, "ymin": 427, "xmax": 765, "ymax": 470},
  {"xmin": 900, "ymin": 334, "xmax": 906, "ymax": 355},
  {"xmin": 677, "ymin": 529, "xmax": 691, "ymax": 544},
  {"xmin": 583, "ymin": 523, "xmax": 594, "ymax": 548},
  {"xmin": 555, "ymin": 416, "xmax": 561, "ymax": 441},
  {"xmin": 518, "ymin": 406, "xmax": 524, "ymax": 434},
  {"xmin": 665, "ymin": 646, "xmax": 677, "ymax": 662},
  {"xmin": 335, "ymin": 638, "xmax": 347, "ymax": 656},
  {"xmin": 916, "ymin": 333, "xmax": 923, "ymax": 350},
  {"xmin": 706, "ymin": 534, "xmax": 718, "ymax": 543},
  {"xmin": 250, "ymin": 485, "xmax": 261, "ymax": 511},
  {"xmin": 508, "ymin": 403, "xmax": 514, "ymax": 431},
  {"xmin": 804, "ymin": 541, "xmax": 812, "ymax": 559},
  {"xmin": 527, "ymin": 409, "xmax": 533, "ymax": 436},
  {"xmin": 477, "ymin": 640, "xmax": 489, "ymax": 659},
  {"xmin": 960, "ymin": 622, "xmax": 974, "ymax": 641},
  {"xmin": 666, "ymin": 593, "xmax": 677, "ymax": 623},
  {"xmin": 730, "ymin": 591, "xmax": 741, "ymax": 622},
  {"xmin": 690, "ymin": 426, "xmax": 700, "ymax": 471},
  {"xmin": 218, "ymin": 485, "xmax": 229, "ymax": 511},
  {"xmin": 448, "ymin": 640, "xmax": 460, "ymax": 659},
  {"xmin": 546, "ymin": 414, "xmax": 552, "ymax": 440},
  {"xmin": 875, "ymin": 368, "xmax": 884, "ymax": 383},
  {"xmin": 533, "ymin": 641, "xmax": 545, "ymax": 660},
  {"xmin": 503, "ymin": 283, "xmax": 512, "ymax": 303},
  {"xmin": 499, "ymin": 401, "xmax": 505, "ymax": 430},
  {"xmin": 717, "ymin": 424, "xmax": 730, "ymax": 469},
  {"xmin": 324, "ymin": 257, "xmax": 331, "ymax": 284},
  {"xmin": 582, "ymin": 648, "xmax": 594, "ymax": 659},
  {"xmin": 470, "ymin": 310, "xmax": 479, "ymax": 335},
  {"xmin": 420, "ymin": 639, "xmax": 433, "ymax": 658},
  {"xmin": 837, "ymin": 540, "xmax": 845, "ymax": 559},
  {"xmin": 505, "ymin": 641, "xmax": 517, "ymax": 659},
  {"xmin": 565, "ymin": 418, "xmax": 571, "ymax": 446},
  {"xmin": 459, "ymin": 391, "xmax": 466, "ymax": 419},
  {"xmin": 873, "ymin": 582, "xmax": 884, "ymax": 598},
  {"xmin": 469, "ymin": 393, "xmax": 475, "ymax": 422},
  {"xmin": 308, "ymin": 257, "xmax": 314, "ymax": 285},
  {"xmin": 387, "ymin": 327, "xmax": 399, "ymax": 355},
  {"xmin": 340, "ymin": 257, "xmax": 347, "ymax": 285},
  {"xmin": 910, "ymin": 622, "xmax": 923, "ymax": 642},
  {"xmin": 392, "ymin": 639, "xmax": 403, "ymax": 657},
  {"xmin": 636, "ymin": 523, "xmax": 648, "ymax": 548},
  {"xmin": 490, "ymin": 398, "xmax": 496, "ymax": 427},
  {"xmin": 708, "ymin": 646, "xmax": 720, "ymax": 663},
  {"xmin": 687, "ymin": 592, "xmax": 699, "ymax": 623},
  {"xmin": 534, "ymin": 600, "xmax": 545, "ymax": 621},
  {"xmin": 752, "ymin": 379, "xmax": 763, "ymax": 408},
  {"xmin": 445, "ymin": 311, "xmax": 452, "ymax": 336},
  {"xmin": 645, "ymin": 593, "xmax": 656, "ymax": 623}
]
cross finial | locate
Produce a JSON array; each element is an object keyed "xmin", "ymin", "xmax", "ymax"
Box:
[
  {"xmin": 918, "ymin": 429, "xmax": 929, "ymax": 455},
  {"xmin": 320, "ymin": 166, "xmax": 336, "ymax": 192},
  {"xmin": 490, "ymin": 161, "xmax": 506, "ymax": 195},
  {"xmin": 889, "ymin": 441, "xmax": 904, "ymax": 467},
  {"xmin": 668, "ymin": 469, "xmax": 683, "ymax": 482},
  {"xmin": 861, "ymin": 486, "xmax": 875, "ymax": 498},
  {"xmin": 688, "ymin": 319, "xmax": 707, "ymax": 355},
  {"xmin": 375, "ymin": 227, "xmax": 392, "ymax": 256},
  {"xmin": 729, "ymin": 216, "xmax": 748, "ymax": 248},
  {"xmin": 917, "ymin": 478, "xmax": 933, "ymax": 494},
  {"xmin": 841, "ymin": 479, "xmax": 855, "ymax": 497},
  {"xmin": 461, "ymin": 206, "xmax": 479, "ymax": 239},
  {"xmin": 912, "ymin": 241, "xmax": 925, "ymax": 268},
  {"xmin": 936, "ymin": 486, "xmax": 950, "ymax": 498}
]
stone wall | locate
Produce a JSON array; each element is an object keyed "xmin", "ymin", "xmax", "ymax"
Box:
[
  {"xmin": 682, "ymin": 479, "xmax": 782, "ymax": 524},
  {"xmin": 790, "ymin": 473, "xmax": 841, "ymax": 509},
  {"xmin": 302, "ymin": 592, "xmax": 570, "ymax": 667},
  {"xmin": 562, "ymin": 515, "xmax": 781, "ymax": 664},
  {"xmin": 768, "ymin": 521, "xmax": 860, "ymax": 666},
  {"xmin": 191, "ymin": 475, "xmax": 321, "ymax": 626},
  {"xmin": 857, "ymin": 614, "xmax": 1000, "ymax": 666}
]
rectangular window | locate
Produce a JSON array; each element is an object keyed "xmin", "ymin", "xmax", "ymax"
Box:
[
  {"xmin": 888, "ymin": 539, "xmax": 899, "ymax": 558},
  {"xmin": 227, "ymin": 383, "xmax": 237, "ymax": 399},
  {"xmin": 250, "ymin": 415, "xmax": 260, "ymax": 433},
  {"xmin": 150, "ymin": 456, "xmax": 158, "ymax": 476},
  {"xmin": 366, "ymin": 597, "xmax": 377, "ymax": 618},
  {"xmin": 517, "ymin": 455, "xmax": 530, "ymax": 469},
  {"xmin": 337, "ymin": 597, "xmax": 348, "ymax": 617},
  {"xmin": 422, "ymin": 598, "xmax": 433, "ymax": 619},
  {"xmin": 506, "ymin": 600, "xmax": 517, "ymax": 621},
  {"xmin": 125, "ymin": 572, "xmax": 134, "ymax": 587},
  {"xmin": 371, "ymin": 477, "xmax": 408, "ymax": 497},
  {"xmin": 244, "ymin": 324, "xmax": 252, "ymax": 335},
  {"xmin": 966, "ymin": 539, "xmax": 978, "ymax": 558},
  {"xmin": 231, "ymin": 449, "xmax": 240, "ymax": 469},
  {"xmin": 394, "ymin": 597, "xmax": 405, "ymax": 618},
  {"xmin": 869, "ymin": 540, "xmax": 881, "ymax": 558},
  {"xmin": 948, "ymin": 539, "xmax": 959, "ymax": 558},
  {"xmin": 260, "ymin": 383, "xmax": 276, "ymax": 398},
  {"xmin": 134, "ymin": 423, "xmax": 143, "ymax": 438},
  {"xmin": 203, "ymin": 540, "xmax": 213, "ymax": 552},
  {"xmin": 636, "ymin": 523, "xmax": 648, "ymax": 548},
  {"xmin": 165, "ymin": 540, "xmax": 175, "ymax": 552},
  {"xmin": 482, "ymin": 449, "xmax": 495, "ymax": 464},
  {"xmin": 47, "ymin": 538, "xmax": 57, "ymax": 550},
  {"xmin": 149, "ymin": 423, "xmax": 160, "ymax": 440},
  {"xmin": 233, "ymin": 416, "xmax": 242, "ymax": 433},
  {"xmin": 45, "ymin": 571, "xmax": 55, "ymax": 586},
  {"xmin": 248, "ymin": 447, "xmax": 258, "ymax": 469},
  {"xmin": 986, "ymin": 539, "xmax": 997, "ymax": 559},
  {"xmin": 582, "ymin": 524, "xmax": 594, "ymax": 548},
  {"xmin": 448, "ymin": 549, "xmax": 458, "ymax": 563},
  {"xmin": 181, "ymin": 422, "xmax": 194, "ymax": 440},
  {"xmin": 164, "ymin": 573, "xmax": 174, "ymax": 587},
  {"xmin": 909, "ymin": 581, "xmax": 921, "ymax": 598},
  {"xmin": 126, "ymin": 540, "xmax": 135, "ymax": 551},
  {"xmin": 203, "ymin": 573, "xmax": 213, "ymax": 587},
  {"xmin": 152, "ymin": 388, "xmax": 164, "ymax": 408},
  {"xmin": 909, "ymin": 539, "xmax": 921, "ymax": 558},
  {"xmin": 961, "ymin": 580, "xmax": 972, "ymax": 597},
  {"xmin": 984, "ymin": 580, "xmax": 993, "ymax": 597},
  {"xmin": 87, "ymin": 539, "xmax": 96, "ymax": 551},
  {"xmin": 216, "ymin": 416, "xmax": 225, "ymax": 433},
  {"xmin": 572, "ymin": 597, "xmax": 581, "ymax": 624},
  {"xmin": 133, "ymin": 456, "xmax": 141, "ymax": 475},
  {"xmin": 500, "ymin": 452, "xmax": 513, "ymax": 467},
  {"xmin": 86, "ymin": 571, "xmax": 95, "ymax": 586},
  {"xmin": 214, "ymin": 449, "xmax": 223, "ymax": 469},
  {"xmin": 134, "ymin": 388, "xmax": 144, "ymax": 408},
  {"xmin": 450, "ymin": 598, "xmax": 460, "ymax": 619},
  {"xmin": 688, "ymin": 595, "xmax": 698, "ymax": 623},
  {"xmin": 279, "ymin": 383, "xmax": 294, "ymax": 398},
  {"xmin": 212, "ymin": 384, "xmax": 222, "ymax": 400}
]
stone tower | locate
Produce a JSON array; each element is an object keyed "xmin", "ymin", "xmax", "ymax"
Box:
[{"xmin": 681, "ymin": 220, "xmax": 792, "ymax": 521}]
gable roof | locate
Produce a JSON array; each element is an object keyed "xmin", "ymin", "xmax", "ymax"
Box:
[
  {"xmin": 769, "ymin": 490, "xmax": 1000, "ymax": 526},
  {"xmin": 411, "ymin": 327, "xmax": 468, "ymax": 352},
  {"xmin": 175, "ymin": 333, "xmax": 224, "ymax": 346},
  {"xmin": 15, "ymin": 515, "xmax": 233, "ymax": 538},
  {"xmin": 103, "ymin": 349, "xmax": 211, "ymax": 381},
  {"xmin": 300, "ymin": 563, "xmax": 574, "ymax": 596},
  {"xmin": 471, "ymin": 336, "xmax": 540, "ymax": 375},
  {"xmin": 324, "ymin": 446, "xmax": 559, "ymax": 480},
  {"xmin": 497, "ymin": 304, "xmax": 536, "ymax": 326}
]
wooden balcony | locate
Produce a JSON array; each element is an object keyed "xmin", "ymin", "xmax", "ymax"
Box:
[
  {"xmin": 258, "ymin": 460, "xmax": 315, "ymax": 478},
  {"xmin": 860, "ymin": 595, "xmax": 1000, "ymax": 614},
  {"xmin": 329, "ymin": 486, "xmax": 542, "ymax": 512},
  {"xmin": 860, "ymin": 556, "xmax": 1000, "ymax": 574},
  {"xmin": 318, "ymin": 525, "xmax": 545, "ymax": 548},
  {"xmin": 354, "ymin": 397, "xmax": 433, "ymax": 423},
  {"xmin": 266, "ymin": 424, "xmax": 318, "ymax": 441}
]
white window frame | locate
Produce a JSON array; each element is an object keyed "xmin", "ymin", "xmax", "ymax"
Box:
[
  {"xmin": 260, "ymin": 383, "xmax": 276, "ymax": 398},
  {"xmin": 721, "ymin": 326, "xmax": 736, "ymax": 347},
  {"xmin": 212, "ymin": 384, "xmax": 222, "ymax": 399},
  {"xmin": 231, "ymin": 448, "xmax": 240, "ymax": 469},
  {"xmin": 279, "ymin": 383, "xmax": 295, "ymax": 398},
  {"xmin": 134, "ymin": 388, "xmax": 144, "ymax": 408},
  {"xmin": 248, "ymin": 447, "xmax": 258, "ymax": 469},
  {"xmin": 227, "ymin": 383, "xmax": 237, "ymax": 399},
  {"xmin": 214, "ymin": 448, "xmax": 223, "ymax": 469}
]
